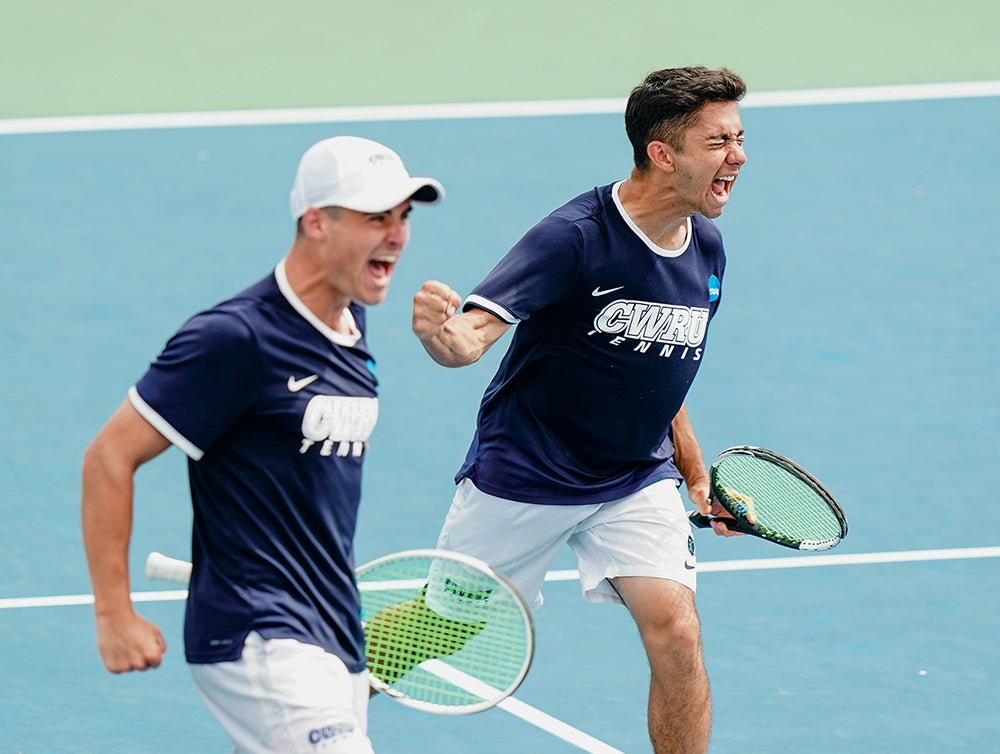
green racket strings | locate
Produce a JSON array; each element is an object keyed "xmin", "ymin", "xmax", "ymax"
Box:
[
  {"xmin": 360, "ymin": 554, "xmax": 531, "ymax": 709},
  {"xmin": 364, "ymin": 587, "xmax": 486, "ymax": 686}
]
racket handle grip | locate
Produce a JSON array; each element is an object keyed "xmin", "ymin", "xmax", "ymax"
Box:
[
  {"xmin": 688, "ymin": 511, "xmax": 747, "ymax": 533},
  {"xmin": 145, "ymin": 551, "xmax": 192, "ymax": 585},
  {"xmin": 688, "ymin": 511, "xmax": 713, "ymax": 529}
]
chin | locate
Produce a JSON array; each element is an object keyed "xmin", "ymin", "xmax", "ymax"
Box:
[{"xmin": 360, "ymin": 289, "xmax": 391, "ymax": 307}]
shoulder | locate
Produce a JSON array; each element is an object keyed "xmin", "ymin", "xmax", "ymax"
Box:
[
  {"xmin": 172, "ymin": 273, "xmax": 281, "ymax": 353},
  {"xmin": 181, "ymin": 307, "xmax": 253, "ymax": 342},
  {"xmin": 547, "ymin": 184, "xmax": 616, "ymax": 225},
  {"xmin": 520, "ymin": 184, "xmax": 617, "ymax": 247}
]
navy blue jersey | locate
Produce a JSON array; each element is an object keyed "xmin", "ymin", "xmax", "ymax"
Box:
[
  {"xmin": 456, "ymin": 182, "xmax": 726, "ymax": 505},
  {"xmin": 130, "ymin": 261, "xmax": 378, "ymax": 671}
]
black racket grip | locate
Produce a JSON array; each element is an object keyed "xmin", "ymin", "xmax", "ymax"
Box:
[{"xmin": 688, "ymin": 510, "xmax": 753, "ymax": 534}]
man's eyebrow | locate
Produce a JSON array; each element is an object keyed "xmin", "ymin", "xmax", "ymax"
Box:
[{"xmin": 705, "ymin": 129, "xmax": 745, "ymax": 141}]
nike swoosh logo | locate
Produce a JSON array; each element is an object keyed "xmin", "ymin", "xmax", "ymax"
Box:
[
  {"xmin": 591, "ymin": 285, "xmax": 624, "ymax": 297},
  {"xmin": 684, "ymin": 561, "xmax": 696, "ymax": 570},
  {"xmin": 287, "ymin": 375, "xmax": 319, "ymax": 393}
]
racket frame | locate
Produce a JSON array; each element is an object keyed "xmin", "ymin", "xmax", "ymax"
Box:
[
  {"xmin": 691, "ymin": 445, "xmax": 848, "ymax": 551},
  {"xmin": 356, "ymin": 548, "xmax": 535, "ymax": 715},
  {"xmin": 145, "ymin": 547, "xmax": 535, "ymax": 715}
]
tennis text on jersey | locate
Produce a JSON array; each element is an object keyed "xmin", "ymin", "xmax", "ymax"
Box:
[
  {"xmin": 299, "ymin": 396, "xmax": 379, "ymax": 457},
  {"xmin": 590, "ymin": 299, "xmax": 709, "ymax": 358}
]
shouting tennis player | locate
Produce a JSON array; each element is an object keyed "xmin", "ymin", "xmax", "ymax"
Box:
[
  {"xmin": 412, "ymin": 67, "xmax": 746, "ymax": 754},
  {"xmin": 82, "ymin": 136, "xmax": 443, "ymax": 754}
]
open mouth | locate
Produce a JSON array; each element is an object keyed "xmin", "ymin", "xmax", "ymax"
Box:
[
  {"xmin": 369, "ymin": 255, "xmax": 398, "ymax": 280},
  {"xmin": 711, "ymin": 175, "xmax": 735, "ymax": 201}
]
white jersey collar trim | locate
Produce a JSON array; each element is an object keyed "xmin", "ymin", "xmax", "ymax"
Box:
[
  {"xmin": 275, "ymin": 259, "xmax": 361, "ymax": 347},
  {"xmin": 612, "ymin": 181, "xmax": 691, "ymax": 259}
]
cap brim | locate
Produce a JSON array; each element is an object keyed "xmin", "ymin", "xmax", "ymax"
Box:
[
  {"xmin": 409, "ymin": 181, "xmax": 444, "ymax": 204},
  {"xmin": 339, "ymin": 178, "xmax": 445, "ymax": 213}
]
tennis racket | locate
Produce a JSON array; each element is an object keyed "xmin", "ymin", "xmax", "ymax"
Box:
[
  {"xmin": 145, "ymin": 548, "xmax": 534, "ymax": 715},
  {"xmin": 688, "ymin": 445, "xmax": 848, "ymax": 551}
]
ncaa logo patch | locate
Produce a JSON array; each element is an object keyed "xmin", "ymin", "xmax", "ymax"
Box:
[{"xmin": 707, "ymin": 275, "xmax": 721, "ymax": 303}]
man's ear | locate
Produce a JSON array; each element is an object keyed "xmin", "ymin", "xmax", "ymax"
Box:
[
  {"xmin": 299, "ymin": 207, "xmax": 327, "ymax": 239},
  {"xmin": 646, "ymin": 141, "xmax": 677, "ymax": 173}
]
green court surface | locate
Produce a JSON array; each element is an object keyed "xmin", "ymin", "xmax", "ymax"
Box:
[{"xmin": 1, "ymin": 0, "xmax": 997, "ymax": 117}]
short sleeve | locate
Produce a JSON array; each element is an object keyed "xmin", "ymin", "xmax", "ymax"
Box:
[
  {"xmin": 464, "ymin": 216, "xmax": 582, "ymax": 322},
  {"xmin": 131, "ymin": 310, "xmax": 260, "ymax": 459}
]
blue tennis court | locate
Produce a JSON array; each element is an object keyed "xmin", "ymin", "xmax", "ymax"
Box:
[{"xmin": 2, "ymin": 85, "xmax": 998, "ymax": 753}]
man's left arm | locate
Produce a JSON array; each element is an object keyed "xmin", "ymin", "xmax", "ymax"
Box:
[
  {"xmin": 671, "ymin": 403, "xmax": 711, "ymax": 515},
  {"xmin": 672, "ymin": 404, "xmax": 743, "ymax": 537}
]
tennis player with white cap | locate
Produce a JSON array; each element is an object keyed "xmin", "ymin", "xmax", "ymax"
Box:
[{"xmin": 82, "ymin": 136, "xmax": 443, "ymax": 753}]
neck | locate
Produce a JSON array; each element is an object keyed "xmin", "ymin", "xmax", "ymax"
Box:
[
  {"xmin": 618, "ymin": 171, "xmax": 691, "ymax": 250},
  {"xmin": 283, "ymin": 244, "xmax": 353, "ymax": 333}
]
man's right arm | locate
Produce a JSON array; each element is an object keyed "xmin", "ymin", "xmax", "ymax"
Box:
[
  {"xmin": 412, "ymin": 280, "xmax": 511, "ymax": 368},
  {"xmin": 81, "ymin": 398, "xmax": 172, "ymax": 672}
]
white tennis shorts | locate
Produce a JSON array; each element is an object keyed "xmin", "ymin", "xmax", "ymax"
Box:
[
  {"xmin": 435, "ymin": 477, "xmax": 697, "ymax": 610},
  {"xmin": 189, "ymin": 632, "xmax": 375, "ymax": 754}
]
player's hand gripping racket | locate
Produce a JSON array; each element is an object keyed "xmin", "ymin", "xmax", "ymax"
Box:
[
  {"xmin": 689, "ymin": 445, "xmax": 848, "ymax": 551},
  {"xmin": 145, "ymin": 548, "xmax": 534, "ymax": 715}
]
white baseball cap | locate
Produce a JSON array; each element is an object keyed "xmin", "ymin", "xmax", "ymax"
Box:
[{"xmin": 289, "ymin": 136, "xmax": 444, "ymax": 219}]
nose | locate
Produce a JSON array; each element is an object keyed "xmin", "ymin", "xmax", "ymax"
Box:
[
  {"xmin": 385, "ymin": 213, "xmax": 410, "ymax": 247},
  {"xmin": 728, "ymin": 141, "xmax": 747, "ymax": 166}
]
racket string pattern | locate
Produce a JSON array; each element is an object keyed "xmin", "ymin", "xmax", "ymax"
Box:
[
  {"xmin": 364, "ymin": 587, "xmax": 487, "ymax": 686},
  {"xmin": 358, "ymin": 550, "xmax": 534, "ymax": 714}
]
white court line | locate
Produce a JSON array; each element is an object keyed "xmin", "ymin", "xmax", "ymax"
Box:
[
  {"xmin": 4, "ymin": 546, "xmax": 999, "ymax": 754},
  {"xmin": 496, "ymin": 695, "xmax": 624, "ymax": 754},
  {"xmin": 544, "ymin": 545, "xmax": 1000, "ymax": 582},
  {"xmin": 0, "ymin": 80, "xmax": 997, "ymax": 135},
  {"xmin": 0, "ymin": 589, "xmax": 189, "ymax": 610},
  {"xmin": 4, "ymin": 546, "xmax": 999, "ymax": 610},
  {"xmin": 423, "ymin": 659, "xmax": 625, "ymax": 754}
]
